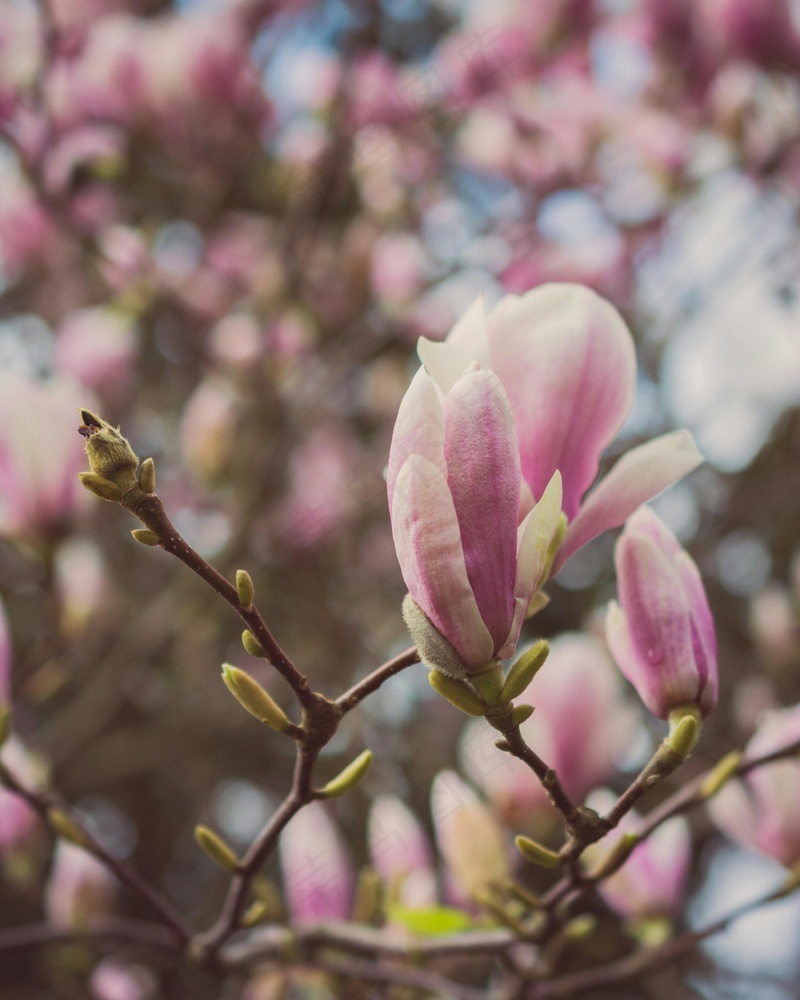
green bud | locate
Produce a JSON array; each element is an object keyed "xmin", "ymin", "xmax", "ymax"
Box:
[
  {"xmin": 221, "ymin": 665, "xmax": 292, "ymax": 733},
  {"xmin": 78, "ymin": 409, "xmax": 139, "ymax": 488},
  {"xmin": 510, "ymin": 704, "xmax": 534, "ymax": 727},
  {"xmin": 469, "ymin": 661, "xmax": 504, "ymax": 706},
  {"xmin": 501, "ymin": 641, "xmax": 549, "ymax": 703},
  {"xmin": 241, "ymin": 900, "xmax": 269, "ymax": 928},
  {"xmin": 428, "ymin": 670, "xmax": 486, "ymax": 717},
  {"xmin": 0, "ymin": 705, "xmax": 9, "ymax": 747},
  {"xmin": 542, "ymin": 512, "xmax": 568, "ymax": 583},
  {"xmin": 351, "ymin": 868, "xmax": 383, "ymax": 924},
  {"xmin": 586, "ymin": 832, "xmax": 639, "ymax": 880},
  {"xmin": 236, "ymin": 570, "xmax": 255, "ymax": 609},
  {"xmin": 242, "ymin": 629, "xmax": 265, "ymax": 658},
  {"xmin": 78, "ymin": 472, "xmax": 123, "ymax": 502},
  {"xmin": 667, "ymin": 708, "xmax": 701, "ymax": 759},
  {"xmin": 700, "ymin": 751, "xmax": 743, "ymax": 799},
  {"xmin": 563, "ymin": 914, "xmax": 597, "ymax": 941},
  {"xmin": 48, "ymin": 808, "xmax": 89, "ymax": 848},
  {"xmin": 320, "ymin": 750, "xmax": 373, "ymax": 798},
  {"xmin": 514, "ymin": 835, "xmax": 562, "ymax": 869},
  {"xmin": 131, "ymin": 528, "xmax": 160, "ymax": 546},
  {"xmin": 402, "ymin": 595, "xmax": 467, "ymax": 678},
  {"xmin": 137, "ymin": 457, "xmax": 156, "ymax": 494},
  {"xmin": 525, "ymin": 591, "xmax": 550, "ymax": 619},
  {"xmin": 194, "ymin": 825, "xmax": 240, "ymax": 873}
]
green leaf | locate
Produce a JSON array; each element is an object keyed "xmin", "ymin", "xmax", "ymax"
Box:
[{"xmin": 386, "ymin": 904, "xmax": 473, "ymax": 936}]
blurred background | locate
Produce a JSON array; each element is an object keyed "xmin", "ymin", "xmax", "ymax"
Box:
[{"xmin": 2, "ymin": 0, "xmax": 800, "ymax": 996}]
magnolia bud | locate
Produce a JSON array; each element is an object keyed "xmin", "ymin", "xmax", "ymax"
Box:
[
  {"xmin": 194, "ymin": 825, "xmax": 239, "ymax": 873},
  {"xmin": 320, "ymin": 750, "xmax": 373, "ymax": 798},
  {"xmin": 137, "ymin": 457, "xmax": 156, "ymax": 494},
  {"xmin": 428, "ymin": 670, "xmax": 486, "ymax": 717},
  {"xmin": 131, "ymin": 529, "xmax": 160, "ymax": 546},
  {"xmin": 221, "ymin": 665, "xmax": 293, "ymax": 734},
  {"xmin": 501, "ymin": 641, "xmax": 549, "ymax": 702},
  {"xmin": 78, "ymin": 410, "xmax": 139, "ymax": 490},
  {"xmin": 236, "ymin": 570, "xmax": 255, "ymax": 609},
  {"xmin": 515, "ymin": 835, "xmax": 562, "ymax": 869},
  {"xmin": 402, "ymin": 595, "xmax": 467, "ymax": 679}
]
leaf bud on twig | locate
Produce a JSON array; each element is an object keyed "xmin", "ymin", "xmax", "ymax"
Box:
[
  {"xmin": 236, "ymin": 570, "xmax": 255, "ymax": 609},
  {"xmin": 320, "ymin": 750, "xmax": 373, "ymax": 798},
  {"xmin": 194, "ymin": 825, "xmax": 240, "ymax": 873}
]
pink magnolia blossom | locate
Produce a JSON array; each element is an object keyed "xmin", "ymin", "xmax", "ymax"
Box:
[
  {"xmin": 607, "ymin": 506, "xmax": 718, "ymax": 721},
  {"xmin": 368, "ymin": 795, "xmax": 437, "ymax": 908},
  {"xmin": 0, "ymin": 374, "xmax": 90, "ymax": 538},
  {"xmin": 418, "ymin": 283, "xmax": 702, "ymax": 575},
  {"xmin": 460, "ymin": 634, "xmax": 642, "ymax": 830},
  {"xmin": 388, "ymin": 351, "xmax": 562, "ymax": 674},
  {"xmin": 584, "ymin": 789, "xmax": 691, "ymax": 921},
  {"xmin": 0, "ymin": 738, "xmax": 40, "ymax": 856},
  {"xmin": 708, "ymin": 703, "xmax": 800, "ymax": 868},
  {"xmin": 45, "ymin": 841, "xmax": 116, "ymax": 929},
  {"xmin": 54, "ymin": 307, "xmax": 138, "ymax": 391},
  {"xmin": 431, "ymin": 771, "xmax": 509, "ymax": 904},
  {"xmin": 279, "ymin": 803, "xmax": 353, "ymax": 923}
]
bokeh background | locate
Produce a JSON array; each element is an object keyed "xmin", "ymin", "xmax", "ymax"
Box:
[{"xmin": 3, "ymin": 0, "xmax": 800, "ymax": 996}]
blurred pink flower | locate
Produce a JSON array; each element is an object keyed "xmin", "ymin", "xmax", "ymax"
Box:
[
  {"xmin": 388, "ymin": 350, "xmax": 562, "ymax": 673},
  {"xmin": 89, "ymin": 959, "xmax": 156, "ymax": 1000},
  {"xmin": 708, "ymin": 703, "xmax": 800, "ymax": 867},
  {"xmin": 460, "ymin": 634, "xmax": 642, "ymax": 830},
  {"xmin": 179, "ymin": 377, "xmax": 239, "ymax": 485},
  {"xmin": 0, "ymin": 738, "xmax": 40, "ymax": 857},
  {"xmin": 45, "ymin": 841, "xmax": 116, "ymax": 929},
  {"xmin": 54, "ymin": 307, "xmax": 138, "ymax": 391},
  {"xmin": 54, "ymin": 538, "xmax": 109, "ymax": 636},
  {"xmin": 279, "ymin": 803, "xmax": 353, "ymax": 923},
  {"xmin": 584, "ymin": 789, "xmax": 692, "ymax": 922},
  {"xmin": 430, "ymin": 771, "xmax": 508, "ymax": 905},
  {"xmin": 420, "ymin": 284, "xmax": 702, "ymax": 576},
  {"xmin": 0, "ymin": 374, "xmax": 89, "ymax": 538},
  {"xmin": 368, "ymin": 795, "xmax": 437, "ymax": 908},
  {"xmin": 278, "ymin": 427, "xmax": 358, "ymax": 549},
  {"xmin": 607, "ymin": 506, "xmax": 718, "ymax": 721}
]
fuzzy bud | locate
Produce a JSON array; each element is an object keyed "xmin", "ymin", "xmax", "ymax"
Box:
[
  {"xmin": 221, "ymin": 665, "xmax": 293, "ymax": 734},
  {"xmin": 78, "ymin": 409, "xmax": 139, "ymax": 491}
]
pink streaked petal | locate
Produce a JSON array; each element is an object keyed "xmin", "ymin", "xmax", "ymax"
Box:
[
  {"xmin": 487, "ymin": 284, "xmax": 636, "ymax": 519},
  {"xmin": 499, "ymin": 471, "xmax": 562, "ymax": 660},
  {"xmin": 386, "ymin": 367, "xmax": 446, "ymax": 512},
  {"xmin": 444, "ymin": 370, "xmax": 520, "ymax": 652},
  {"xmin": 392, "ymin": 455, "xmax": 494, "ymax": 669},
  {"xmin": 616, "ymin": 535, "xmax": 698, "ymax": 718},
  {"xmin": 554, "ymin": 430, "xmax": 703, "ymax": 574},
  {"xmin": 444, "ymin": 294, "xmax": 491, "ymax": 366},
  {"xmin": 417, "ymin": 338, "xmax": 476, "ymax": 395}
]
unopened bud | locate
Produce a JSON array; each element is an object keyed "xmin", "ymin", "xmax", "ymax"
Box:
[
  {"xmin": 194, "ymin": 825, "xmax": 239, "ymax": 873},
  {"xmin": 78, "ymin": 409, "xmax": 139, "ymax": 488},
  {"xmin": 48, "ymin": 808, "xmax": 90, "ymax": 848},
  {"xmin": 501, "ymin": 641, "xmax": 549, "ymax": 702},
  {"xmin": 242, "ymin": 630, "xmax": 265, "ymax": 658},
  {"xmin": 515, "ymin": 835, "xmax": 562, "ymax": 869},
  {"xmin": 320, "ymin": 750, "xmax": 373, "ymax": 798},
  {"xmin": 137, "ymin": 457, "xmax": 156, "ymax": 494},
  {"xmin": 668, "ymin": 709, "xmax": 701, "ymax": 759},
  {"xmin": 221, "ymin": 665, "xmax": 292, "ymax": 734},
  {"xmin": 78, "ymin": 472, "xmax": 123, "ymax": 502},
  {"xmin": 428, "ymin": 670, "xmax": 486, "ymax": 717},
  {"xmin": 402, "ymin": 595, "xmax": 467, "ymax": 678},
  {"xmin": 700, "ymin": 751, "xmax": 743, "ymax": 800},
  {"xmin": 352, "ymin": 868, "xmax": 383, "ymax": 924},
  {"xmin": 510, "ymin": 704, "xmax": 534, "ymax": 727},
  {"xmin": 131, "ymin": 528, "xmax": 160, "ymax": 546},
  {"xmin": 586, "ymin": 832, "xmax": 639, "ymax": 880},
  {"xmin": 241, "ymin": 900, "xmax": 269, "ymax": 928},
  {"xmin": 236, "ymin": 570, "xmax": 255, "ymax": 609}
]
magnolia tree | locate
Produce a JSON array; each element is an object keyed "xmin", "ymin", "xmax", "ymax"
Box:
[{"xmin": 3, "ymin": 1, "xmax": 800, "ymax": 998}]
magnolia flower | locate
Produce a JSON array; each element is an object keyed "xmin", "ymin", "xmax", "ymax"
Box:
[
  {"xmin": 45, "ymin": 841, "xmax": 116, "ymax": 929},
  {"xmin": 607, "ymin": 506, "xmax": 718, "ymax": 720},
  {"xmin": 459, "ymin": 634, "xmax": 642, "ymax": 830},
  {"xmin": 431, "ymin": 771, "xmax": 509, "ymax": 904},
  {"xmin": 0, "ymin": 374, "xmax": 89, "ymax": 538},
  {"xmin": 418, "ymin": 283, "xmax": 702, "ymax": 574},
  {"xmin": 279, "ymin": 803, "xmax": 353, "ymax": 923},
  {"xmin": 388, "ymin": 356, "xmax": 562, "ymax": 675},
  {"xmin": 708, "ymin": 704, "xmax": 800, "ymax": 868},
  {"xmin": 583, "ymin": 789, "xmax": 691, "ymax": 922},
  {"xmin": 368, "ymin": 795, "xmax": 437, "ymax": 908}
]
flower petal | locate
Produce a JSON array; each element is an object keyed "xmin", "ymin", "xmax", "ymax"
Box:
[
  {"xmin": 487, "ymin": 284, "xmax": 636, "ymax": 518},
  {"xmin": 391, "ymin": 454, "xmax": 494, "ymax": 669},
  {"xmin": 444, "ymin": 370, "xmax": 520, "ymax": 652},
  {"xmin": 554, "ymin": 430, "xmax": 703, "ymax": 573},
  {"xmin": 417, "ymin": 338, "xmax": 476, "ymax": 396},
  {"xmin": 498, "ymin": 471, "xmax": 562, "ymax": 660},
  {"xmin": 386, "ymin": 367, "xmax": 446, "ymax": 513},
  {"xmin": 444, "ymin": 294, "xmax": 491, "ymax": 366}
]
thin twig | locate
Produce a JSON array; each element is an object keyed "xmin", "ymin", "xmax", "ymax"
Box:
[{"xmin": 335, "ymin": 646, "xmax": 420, "ymax": 713}]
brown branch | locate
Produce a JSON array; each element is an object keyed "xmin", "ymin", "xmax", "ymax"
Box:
[
  {"xmin": 335, "ymin": 646, "xmax": 420, "ymax": 713},
  {"xmin": 0, "ymin": 765, "xmax": 192, "ymax": 946},
  {"xmin": 0, "ymin": 918, "xmax": 180, "ymax": 955}
]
